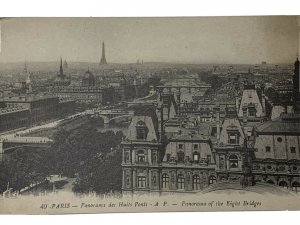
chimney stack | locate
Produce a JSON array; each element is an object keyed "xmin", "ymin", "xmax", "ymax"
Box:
[
  {"xmin": 216, "ymin": 106, "xmax": 221, "ymax": 140},
  {"xmin": 242, "ymin": 106, "xmax": 248, "ymax": 124}
]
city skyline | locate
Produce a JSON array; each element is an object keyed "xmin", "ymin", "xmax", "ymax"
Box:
[{"xmin": 0, "ymin": 16, "xmax": 298, "ymax": 64}]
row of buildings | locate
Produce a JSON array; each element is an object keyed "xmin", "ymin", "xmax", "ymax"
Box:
[
  {"xmin": 0, "ymin": 95, "xmax": 75, "ymax": 133},
  {"xmin": 49, "ymin": 58, "xmax": 144, "ymax": 106},
  {"xmin": 121, "ymin": 58, "xmax": 300, "ymax": 194}
]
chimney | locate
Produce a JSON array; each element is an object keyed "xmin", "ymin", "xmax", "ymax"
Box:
[
  {"xmin": 159, "ymin": 104, "xmax": 164, "ymax": 142},
  {"xmin": 261, "ymin": 87, "xmax": 266, "ymax": 116},
  {"xmin": 242, "ymin": 106, "xmax": 248, "ymax": 124},
  {"xmin": 216, "ymin": 106, "xmax": 220, "ymax": 140},
  {"xmin": 235, "ymin": 90, "xmax": 240, "ymax": 113}
]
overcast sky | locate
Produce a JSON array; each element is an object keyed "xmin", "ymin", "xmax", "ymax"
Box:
[{"xmin": 0, "ymin": 16, "xmax": 298, "ymax": 64}]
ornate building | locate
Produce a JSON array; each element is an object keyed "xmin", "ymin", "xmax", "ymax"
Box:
[
  {"xmin": 82, "ymin": 69, "xmax": 96, "ymax": 87},
  {"xmin": 121, "ymin": 106, "xmax": 162, "ymax": 194},
  {"xmin": 161, "ymin": 133, "xmax": 216, "ymax": 191},
  {"xmin": 252, "ymin": 113, "xmax": 300, "ymax": 189}
]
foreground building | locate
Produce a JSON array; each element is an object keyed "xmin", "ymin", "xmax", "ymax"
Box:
[
  {"xmin": 120, "ymin": 58, "xmax": 300, "ymax": 194},
  {"xmin": 121, "ymin": 106, "xmax": 162, "ymax": 193},
  {"xmin": 253, "ymin": 113, "xmax": 300, "ymax": 189}
]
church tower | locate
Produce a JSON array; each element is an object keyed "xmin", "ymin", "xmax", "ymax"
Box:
[
  {"xmin": 24, "ymin": 62, "xmax": 32, "ymax": 93},
  {"xmin": 59, "ymin": 57, "xmax": 65, "ymax": 78},
  {"xmin": 100, "ymin": 41, "xmax": 107, "ymax": 65},
  {"xmin": 293, "ymin": 57, "xmax": 300, "ymax": 111}
]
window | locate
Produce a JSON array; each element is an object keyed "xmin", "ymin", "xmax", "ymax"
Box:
[
  {"xmin": 229, "ymin": 154, "xmax": 238, "ymax": 169},
  {"xmin": 162, "ymin": 174, "xmax": 169, "ymax": 189},
  {"xmin": 178, "ymin": 144, "xmax": 183, "ymax": 150},
  {"xmin": 137, "ymin": 150, "xmax": 145, "ymax": 163},
  {"xmin": 219, "ymin": 157, "xmax": 225, "ymax": 169},
  {"xmin": 193, "ymin": 152, "xmax": 200, "ymax": 162},
  {"xmin": 228, "ymin": 133, "xmax": 239, "ymax": 144},
  {"xmin": 166, "ymin": 154, "xmax": 171, "ymax": 162},
  {"xmin": 177, "ymin": 174, "xmax": 185, "ymax": 189},
  {"xmin": 193, "ymin": 175, "xmax": 200, "ymax": 190},
  {"xmin": 209, "ymin": 176, "xmax": 217, "ymax": 185},
  {"xmin": 124, "ymin": 151, "xmax": 130, "ymax": 163},
  {"xmin": 278, "ymin": 166, "xmax": 285, "ymax": 172},
  {"xmin": 207, "ymin": 155, "xmax": 211, "ymax": 163},
  {"xmin": 193, "ymin": 144, "xmax": 198, "ymax": 150},
  {"xmin": 136, "ymin": 121, "xmax": 148, "ymax": 140},
  {"xmin": 277, "ymin": 137, "xmax": 282, "ymax": 143},
  {"xmin": 265, "ymin": 146, "xmax": 271, "ymax": 152},
  {"xmin": 267, "ymin": 165, "xmax": 273, "ymax": 170},
  {"xmin": 290, "ymin": 147, "xmax": 296, "ymax": 153},
  {"xmin": 152, "ymin": 151, "xmax": 157, "ymax": 163},
  {"xmin": 177, "ymin": 151, "xmax": 185, "ymax": 163},
  {"xmin": 137, "ymin": 176, "xmax": 146, "ymax": 188},
  {"xmin": 126, "ymin": 174, "xmax": 130, "ymax": 186},
  {"xmin": 278, "ymin": 181, "xmax": 288, "ymax": 188},
  {"xmin": 249, "ymin": 109, "xmax": 256, "ymax": 117}
]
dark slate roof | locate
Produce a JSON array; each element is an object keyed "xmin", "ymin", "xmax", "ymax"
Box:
[
  {"xmin": 256, "ymin": 114, "xmax": 300, "ymax": 134},
  {"xmin": 170, "ymin": 134, "xmax": 209, "ymax": 141}
]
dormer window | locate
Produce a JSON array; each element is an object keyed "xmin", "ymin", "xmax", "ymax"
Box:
[
  {"xmin": 136, "ymin": 121, "xmax": 148, "ymax": 140},
  {"xmin": 178, "ymin": 144, "xmax": 183, "ymax": 150},
  {"xmin": 193, "ymin": 152, "xmax": 200, "ymax": 163},
  {"xmin": 228, "ymin": 132, "xmax": 239, "ymax": 144},
  {"xmin": 248, "ymin": 108, "xmax": 256, "ymax": 117}
]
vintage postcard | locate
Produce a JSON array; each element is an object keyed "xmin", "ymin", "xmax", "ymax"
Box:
[{"xmin": 0, "ymin": 16, "xmax": 299, "ymax": 214}]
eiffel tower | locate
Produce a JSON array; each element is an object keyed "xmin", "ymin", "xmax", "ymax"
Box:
[{"xmin": 100, "ymin": 41, "xmax": 107, "ymax": 65}]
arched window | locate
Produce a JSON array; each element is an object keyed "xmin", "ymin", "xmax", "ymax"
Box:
[
  {"xmin": 278, "ymin": 181, "xmax": 288, "ymax": 188},
  {"xmin": 137, "ymin": 150, "xmax": 145, "ymax": 163},
  {"xmin": 267, "ymin": 180, "xmax": 275, "ymax": 185},
  {"xmin": 229, "ymin": 154, "xmax": 238, "ymax": 169},
  {"xmin": 177, "ymin": 174, "xmax": 185, "ymax": 189},
  {"xmin": 136, "ymin": 121, "xmax": 149, "ymax": 140},
  {"xmin": 292, "ymin": 182, "xmax": 300, "ymax": 192},
  {"xmin": 193, "ymin": 175, "xmax": 201, "ymax": 190},
  {"xmin": 162, "ymin": 173, "xmax": 169, "ymax": 189},
  {"xmin": 209, "ymin": 175, "xmax": 217, "ymax": 185}
]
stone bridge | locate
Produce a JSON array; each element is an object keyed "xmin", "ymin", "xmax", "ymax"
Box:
[
  {"xmin": 156, "ymin": 84, "xmax": 211, "ymax": 94},
  {"xmin": 89, "ymin": 109, "xmax": 135, "ymax": 124}
]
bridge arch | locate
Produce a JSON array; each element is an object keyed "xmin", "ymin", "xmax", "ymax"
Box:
[{"xmin": 109, "ymin": 114, "xmax": 133, "ymax": 124}]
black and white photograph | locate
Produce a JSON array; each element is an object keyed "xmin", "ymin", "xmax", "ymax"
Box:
[{"xmin": 0, "ymin": 15, "xmax": 299, "ymax": 214}]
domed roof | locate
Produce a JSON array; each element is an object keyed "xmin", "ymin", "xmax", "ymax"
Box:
[
  {"xmin": 82, "ymin": 68, "xmax": 96, "ymax": 86},
  {"xmin": 83, "ymin": 69, "xmax": 95, "ymax": 79}
]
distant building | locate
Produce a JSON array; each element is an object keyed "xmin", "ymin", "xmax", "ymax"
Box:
[
  {"xmin": 0, "ymin": 106, "xmax": 30, "ymax": 132},
  {"xmin": 293, "ymin": 58, "xmax": 300, "ymax": 111},
  {"xmin": 0, "ymin": 95, "xmax": 75, "ymax": 132},
  {"xmin": 81, "ymin": 69, "xmax": 96, "ymax": 87},
  {"xmin": 237, "ymin": 84, "xmax": 265, "ymax": 118},
  {"xmin": 54, "ymin": 58, "xmax": 71, "ymax": 86},
  {"xmin": 100, "ymin": 42, "xmax": 107, "ymax": 65}
]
